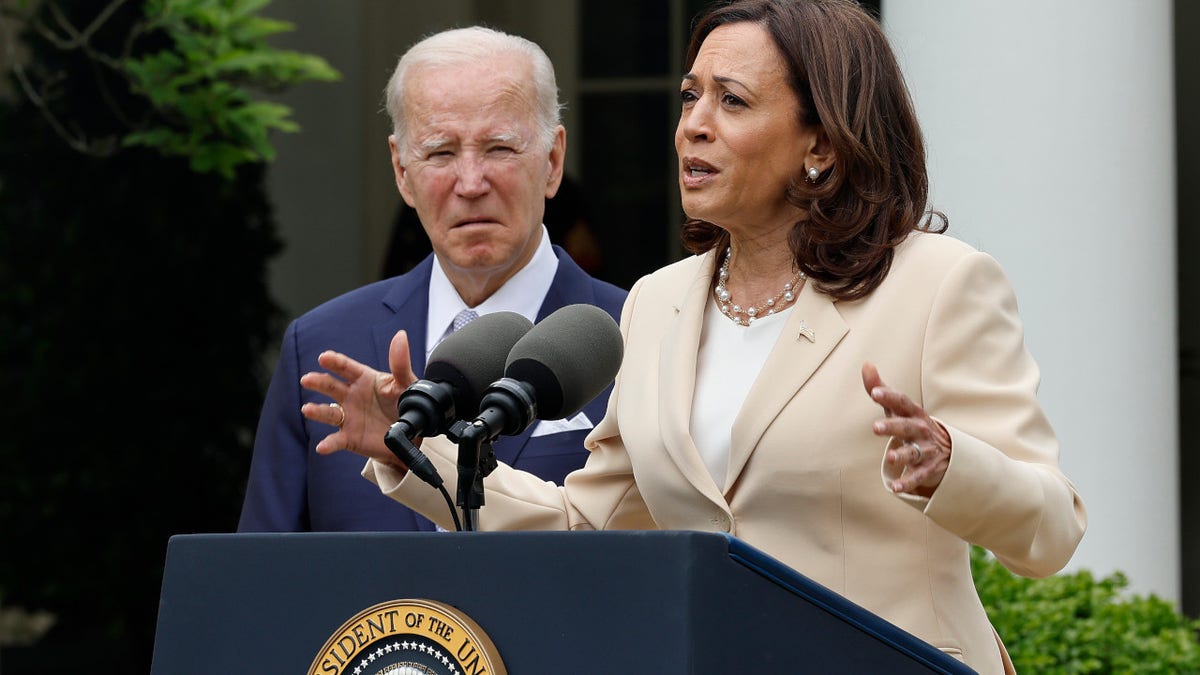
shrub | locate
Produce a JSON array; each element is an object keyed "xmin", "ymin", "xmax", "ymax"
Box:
[{"xmin": 972, "ymin": 547, "xmax": 1200, "ymax": 673}]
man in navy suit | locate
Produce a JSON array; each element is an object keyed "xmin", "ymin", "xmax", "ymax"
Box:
[{"xmin": 238, "ymin": 26, "xmax": 626, "ymax": 532}]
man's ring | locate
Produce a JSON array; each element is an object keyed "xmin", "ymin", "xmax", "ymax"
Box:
[
  {"xmin": 909, "ymin": 441, "xmax": 923, "ymax": 463},
  {"xmin": 330, "ymin": 402, "xmax": 346, "ymax": 428}
]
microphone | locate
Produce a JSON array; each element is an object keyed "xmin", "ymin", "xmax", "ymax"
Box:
[
  {"xmin": 470, "ymin": 304, "xmax": 624, "ymax": 441},
  {"xmin": 453, "ymin": 304, "xmax": 622, "ymax": 530},
  {"xmin": 383, "ymin": 311, "xmax": 533, "ymax": 486}
]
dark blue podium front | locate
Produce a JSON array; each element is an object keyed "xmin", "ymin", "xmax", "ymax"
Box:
[{"xmin": 151, "ymin": 530, "xmax": 973, "ymax": 674}]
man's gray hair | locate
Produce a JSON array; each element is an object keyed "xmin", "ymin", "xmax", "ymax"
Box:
[{"xmin": 384, "ymin": 26, "xmax": 563, "ymax": 159}]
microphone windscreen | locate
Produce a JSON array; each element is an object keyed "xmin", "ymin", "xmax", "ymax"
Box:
[
  {"xmin": 425, "ymin": 311, "xmax": 533, "ymax": 417},
  {"xmin": 504, "ymin": 304, "xmax": 623, "ymax": 420}
]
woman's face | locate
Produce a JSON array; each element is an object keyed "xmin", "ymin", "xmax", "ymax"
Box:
[{"xmin": 675, "ymin": 22, "xmax": 818, "ymax": 236}]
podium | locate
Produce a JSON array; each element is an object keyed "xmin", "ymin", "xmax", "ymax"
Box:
[{"xmin": 151, "ymin": 531, "xmax": 973, "ymax": 674}]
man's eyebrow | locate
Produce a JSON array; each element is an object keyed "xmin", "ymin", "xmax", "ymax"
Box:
[
  {"xmin": 487, "ymin": 132, "xmax": 522, "ymax": 145},
  {"xmin": 414, "ymin": 132, "xmax": 525, "ymax": 154},
  {"xmin": 418, "ymin": 137, "xmax": 452, "ymax": 153}
]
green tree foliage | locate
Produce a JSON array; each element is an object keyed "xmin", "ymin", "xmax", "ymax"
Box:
[
  {"xmin": 0, "ymin": 1, "xmax": 336, "ymax": 671},
  {"xmin": 122, "ymin": 0, "xmax": 339, "ymax": 176},
  {"xmin": 972, "ymin": 547, "xmax": 1200, "ymax": 673}
]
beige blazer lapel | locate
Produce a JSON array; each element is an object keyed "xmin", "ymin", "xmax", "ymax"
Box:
[
  {"xmin": 657, "ymin": 251, "xmax": 727, "ymax": 501},
  {"xmin": 726, "ymin": 282, "xmax": 849, "ymax": 489}
]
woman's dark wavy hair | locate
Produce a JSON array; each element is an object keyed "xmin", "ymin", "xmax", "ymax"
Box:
[{"xmin": 680, "ymin": 0, "xmax": 946, "ymax": 301}]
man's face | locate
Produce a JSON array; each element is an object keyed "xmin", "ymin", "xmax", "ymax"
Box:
[{"xmin": 391, "ymin": 56, "xmax": 565, "ymax": 288}]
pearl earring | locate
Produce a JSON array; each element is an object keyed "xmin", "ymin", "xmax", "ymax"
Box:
[{"xmin": 806, "ymin": 166, "xmax": 820, "ymax": 182}]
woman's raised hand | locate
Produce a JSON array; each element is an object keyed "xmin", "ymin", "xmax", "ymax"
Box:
[
  {"xmin": 862, "ymin": 361, "xmax": 953, "ymax": 497},
  {"xmin": 300, "ymin": 329, "xmax": 418, "ymax": 469}
]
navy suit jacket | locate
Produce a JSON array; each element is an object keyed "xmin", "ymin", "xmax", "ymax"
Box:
[{"xmin": 238, "ymin": 246, "xmax": 627, "ymax": 531}]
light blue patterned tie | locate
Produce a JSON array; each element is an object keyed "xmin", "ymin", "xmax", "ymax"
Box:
[{"xmin": 451, "ymin": 308, "xmax": 479, "ymax": 333}]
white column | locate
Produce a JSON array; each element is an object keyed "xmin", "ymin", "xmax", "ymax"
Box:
[{"xmin": 884, "ymin": 1, "xmax": 1177, "ymax": 600}]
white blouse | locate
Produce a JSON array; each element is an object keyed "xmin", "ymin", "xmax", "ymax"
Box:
[{"xmin": 690, "ymin": 298, "xmax": 793, "ymax": 490}]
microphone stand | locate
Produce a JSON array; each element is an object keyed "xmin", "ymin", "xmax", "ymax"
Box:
[
  {"xmin": 450, "ymin": 378, "xmax": 535, "ymax": 530},
  {"xmin": 448, "ymin": 419, "xmax": 498, "ymax": 531}
]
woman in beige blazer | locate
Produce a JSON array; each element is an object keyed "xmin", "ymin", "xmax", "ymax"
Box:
[{"xmin": 303, "ymin": 1, "xmax": 1086, "ymax": 672}]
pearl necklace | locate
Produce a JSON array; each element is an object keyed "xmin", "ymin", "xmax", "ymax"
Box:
[{"xmin": 713, "ymin": 247, "xmax": 805, "ymax": 326}]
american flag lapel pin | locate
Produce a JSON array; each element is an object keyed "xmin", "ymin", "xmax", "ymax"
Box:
[{"xmin": 798, "ymin": 320, "xmax": 816, "ymax": 343}]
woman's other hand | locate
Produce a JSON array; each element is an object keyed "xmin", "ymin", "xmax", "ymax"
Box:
[
  {"xmin": 862, "ymin": 361, "xmax": 952, "ymax": 497},
  {"xmin": 300, "ymin": 329, "xmax": 417, "ymax": 468}
]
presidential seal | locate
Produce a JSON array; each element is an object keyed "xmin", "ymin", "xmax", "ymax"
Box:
[{"xmin": 308, "ymin": 599, "xmax": 506, "ymax": 675}]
